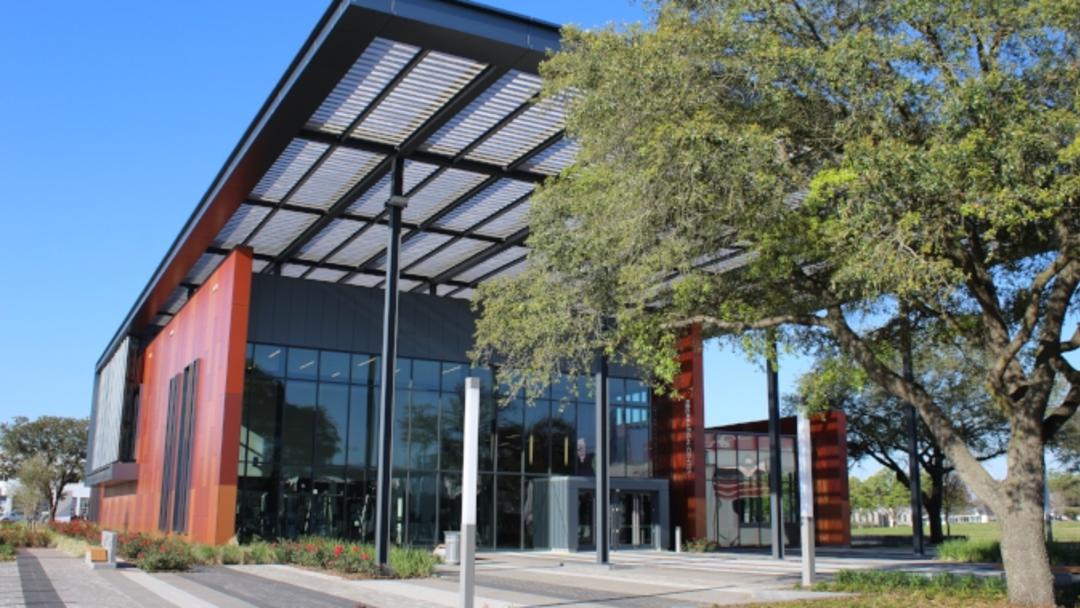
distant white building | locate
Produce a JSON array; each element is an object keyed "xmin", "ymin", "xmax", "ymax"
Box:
[
  {"xmin": 852, "ymin": 504, "xmax": 996, "ymax": 528},
  {"xmin": 0, "ymin": 480, "xmax": 14, "ymax": 517},
  {"xmin": 0, "ymin": 479, "xmax": 90, "ymax": 521}
]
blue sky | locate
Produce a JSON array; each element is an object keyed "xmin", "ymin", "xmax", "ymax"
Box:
[{"xmin": 0, "ymin": 1, "xmax": 1017, "ymax": 480}]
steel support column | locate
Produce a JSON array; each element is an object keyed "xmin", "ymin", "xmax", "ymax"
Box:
[
  {"xmin": 767, "ymin": 344, "xmax": 784, "ymax": 559},
  {"xmin": 375, "ymin": 157, "xmax": 407, "ymax": 569},
  {"xmin": 901, "ymin": 307, "xmax": 925, "ymax": 555},
  {"xmin": 595, "ymin": 353, "xmax": 610, "ymax": 564}
]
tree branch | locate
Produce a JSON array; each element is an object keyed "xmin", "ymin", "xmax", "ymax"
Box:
[
  {"xmin": 820, "ymin": 304, "xmax": 1004, "ymax": 512},
  {"xmin": 665, "ymin": 313, "xmax": 822, "ymax": 332},
  {"xmin": 1043, "ymin": 382, "xmax": 1080, "ymax": 442},
  {"xmin": 993, "ymin": 254, "xmax": 1073, "ymax": 390}
]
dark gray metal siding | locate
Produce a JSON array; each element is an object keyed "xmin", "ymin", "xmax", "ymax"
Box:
[{"xmin": 249, "ymin": 274, "xmax": 476, "ymax": 362}]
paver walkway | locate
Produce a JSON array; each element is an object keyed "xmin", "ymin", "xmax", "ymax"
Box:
[{"xmin": 2, "ymin": 546, "xmax": 1016, "ymax": 608}]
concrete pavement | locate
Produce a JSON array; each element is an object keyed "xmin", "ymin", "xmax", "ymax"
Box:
[{"xmin": 2, "ymin": 546, "xmax": 1007, "ymax": 607}]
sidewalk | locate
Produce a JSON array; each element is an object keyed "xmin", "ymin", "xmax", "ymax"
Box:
[{"xmin": 3, "ymin": 546, "xmax": 1019, "ymax": 607}]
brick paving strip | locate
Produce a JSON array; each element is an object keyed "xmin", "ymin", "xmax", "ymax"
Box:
[
  {"xmin": 0, "ymin": 561, "xmax": 24, "ymax": 607},
  {"xmin": 16, "ymin": 550, "xmax": 64, "ymax": 607}
]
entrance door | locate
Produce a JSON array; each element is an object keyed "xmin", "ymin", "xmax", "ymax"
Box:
[
  {"xmin": 612, "ymin": 491, "xmax": 656, "ymax": 549},
  {"xmin": 577, "ymin": 489, "xmax": 594, "ymax": 549}
]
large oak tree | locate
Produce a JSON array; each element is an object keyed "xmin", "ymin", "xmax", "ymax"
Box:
[{"xmin": 472, "ymin": 1, "xmax": 1080, "ymax": 604}]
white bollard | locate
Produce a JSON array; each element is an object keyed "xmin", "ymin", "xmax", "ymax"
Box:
[
  {"xmin": 459, "ymin": 377, "xmax": 480, "ymax": 608},
  {"xmin": 797, "ymin": 413, "xmax": 816, "ymax": 587},
  {"xmin": 675, "ymin": 526, "xmax": 682, "ymax": 553}
]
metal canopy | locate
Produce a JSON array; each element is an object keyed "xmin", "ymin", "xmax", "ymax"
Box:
[{"xmin": 97, "ymin": 0, "xmax": 570, "ymax": 369}]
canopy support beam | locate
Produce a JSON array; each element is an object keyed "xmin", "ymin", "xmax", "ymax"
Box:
[{"xmin": 375, "ymin": 157, "xmax": 407, "ymax": 569}]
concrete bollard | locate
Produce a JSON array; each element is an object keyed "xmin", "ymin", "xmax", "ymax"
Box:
[
  {"xmin": 675, "ymin": 526, "xmax": 682, "ymax": 553},
  {"xmin": 87, "ymin": 530, "xmax": 118, "ymax": 569},
  {"xmin": 445, "ymin": 531, "xmax": 461, "ymax": 566}
]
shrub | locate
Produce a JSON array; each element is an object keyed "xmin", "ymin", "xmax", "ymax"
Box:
[
  {"xmin": 220, "ymin": 544, "xmax": 243, "ymax": 565},
  {"xmin": 1048, "ymin": 542, "xmax": 1080, "ymax": 566},
  {"xmin": 388, "ymin": 547, "xmax": 439, "ymax": 578},
  {"xmin": 52, "ymin": 535, "xmax": 91, "ymax": 558},
  {"xmin": 116, "ymin": 532, "xmax": 157, "ymax": 560},
  {"xmin": 191, "ymin": 544, "xmax": 220, "ymax": 565},
  {"xmin": 244, "ymin": 541, "xmax": 275, "ymax": 565},
  {"xmin": 0, "ymin": 543, "xmax": 15, "ymax": 561},
  {"xmin": 0, "ymin": 523, "xmax": 52, "ymax": 548},
  {"xmin": 937, "ymin": 539, "xmax": 1078, "ymax": 566},
  {"xmin": 815, "ymin": 570, "xmax": 1007, "ymax": 599},
  {"xmin": 683, "ymin": 537, "xmax": 720, "ymax": 553},
  {"xmin": 936, "ymin": 539, "xmax": 1001, "ymax": 563},
  {"xmin": 50, "ymin": 520, "xmax": 100, "ymax": 543},
  {"xmin": 132, "ymin": 538, "xmax": 196, "ymax": 572},
  {"xmin": 329, "ymin": 544, "xmax": 379, "ymax": 576}
]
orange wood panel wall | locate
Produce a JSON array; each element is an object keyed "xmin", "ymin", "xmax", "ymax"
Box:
[
  {"xmin": 97, "ymin": 248, "xmax": 252, "ymax": 545},
  {"xmin": 652, "ymin": 325, "xmax": 708, "ymax": 541},
  {"xmin": 811, "ymin": 410, "xmax": 851, "ymax": 546}
]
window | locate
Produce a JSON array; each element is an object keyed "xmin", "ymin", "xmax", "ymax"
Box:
[
  {"xmin": 158, "ymin": 360, "xmax": 198, "ymax": 533},
  {"xmin": 319, "ymin": 351, "xmax": 350, "ymax": 382},
  {"xmin": 287, "ymin": 348, "xmax": 319, "ymax": 379},
  {"xmin": 524, "ymin": 401, "xmax": 550, "ymax": 474},
  {"xmin": 238, "ymin": 342, "xmax": 651, "ymax": 548},
  {"xmin": 316, "ymin": 383, "xmax": 349, "ymax": 467}
]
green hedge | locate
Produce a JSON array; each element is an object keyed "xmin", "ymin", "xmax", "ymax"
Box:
[
  {"xmin": 53, "ymin": 524, "xmax": 439, "ymax": 577},
  {"xmin": 937, "ymin": 539, "xmax": 1080, "ymax": 566},
  {"xmin": 815, "ymin": 570, "xmax": 1007, "ymax": 600}
]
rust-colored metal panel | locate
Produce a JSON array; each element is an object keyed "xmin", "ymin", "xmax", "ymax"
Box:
[
  {"xmin": 811, "ymin": 410, "xmax": 851, "ymax": 546},
  {"xmin": 652, "ymin": 325, "xmax": 707, "ymax": 541},
  {"xmin": 97, "ymin": 249, "xmax": 252, "ymax": 545}
]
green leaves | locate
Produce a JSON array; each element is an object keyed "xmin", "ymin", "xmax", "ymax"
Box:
[{"xmin": 473, "ymin": 0, "xmax": 1080, "ymax": 405}]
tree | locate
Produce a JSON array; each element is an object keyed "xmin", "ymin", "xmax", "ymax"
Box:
[
  {"xmin": 0, "ymin": 416, "xmax": 89, "ymax": 521},
  {"xmin": 13, "ymin": 455, "xmax": 51, "ymax": 527},
  {"xmin": 1048, "ymin": 471, "xmax": 1080, "ymax": 515},
  {"xmin": 850, "ymin": 470, "xmax": 910, "ymax": 526},
  {"xmin": 792, "ymin": 339, "xmax": 1007, "ymax": 543},
  {"xmin": 1053, "ymin": 414, "xmax": 1080, "ymax": 473},
  {"xmin": 472, "ymin": 2, "xmax": 1080, "ymax": 604},
  {"xmin": 941, "ymin": 471, "xmax": 972, "ymax": 537}
]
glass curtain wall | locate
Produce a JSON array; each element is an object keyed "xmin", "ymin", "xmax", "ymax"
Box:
[
  {"xmin": 236, "ymin": 342, "xmax": 652, "ymax": 549},
  {"xmin": 703, "ymin": 432, "xmax": 799, "ymax": 547}
]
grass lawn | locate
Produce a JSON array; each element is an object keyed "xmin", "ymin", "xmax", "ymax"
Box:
[
  {"xmin": 851, "ymin": 521, "xmax": 1080, "ymax": 543},
  {"xmin": 738, "ymin": 596, "xmax": 1010, "ymax": 608}
]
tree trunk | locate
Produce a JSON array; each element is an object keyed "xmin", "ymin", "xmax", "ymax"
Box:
[
  {"xmin": 1000, "ymin": 502, "xmax": 1055, "ymax": 606},
  {"xmin": 998, "ymin": 415, "xmax": 1056, "ymax": 607},
  {"xmin": 926, "ymin": 467, "xmax": 945, "ymax": 544},
  {"xmin": 925, "ymin": 495, "xmax": 944, "ymax": 544}
]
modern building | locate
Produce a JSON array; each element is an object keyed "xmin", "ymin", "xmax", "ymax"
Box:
[{"xmin": 85, "ymin": 0, "xmax": 850, "ymax": 552}]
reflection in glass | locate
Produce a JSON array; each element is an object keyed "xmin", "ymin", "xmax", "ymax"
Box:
[
  {"xmin": 282, "ymin": 381, "xmax": 317, "ymax": 469},
  {"xmin": 497, "ymin": 399, "xmax": 523, "ymax": 473},
  {"xmin": 351, "ymin": 354, "xmax": 379, "ymax": 385},
  {"xmin": 496, "ymin": 475, "xmax": 521, "ymax": 549},
  {"xmin": 253, "ymin": 344, "xmax": 285, "ymax": 377},
  {"xmin": 550, "ymin": 401, "xmax": 575, "ymax": 474},
  {"xmin": 316, "ymin": 383, "xmax": 348, "ymax": 466},
  {"xmin": 347, "ymin": 386, "xmax": 371, "ymax": 468},
  {"xmin": 240, "ymin": 342, "xmax": 652, "ymax": 550},
  {"xmin": 409, "ymin": 391, "xmax": 440, "ymax": 470},
  {"xmin": 287, "ymin": 348, "xmax": 319, "ymax": 379},
  {"xmin": 319, "ymin": 351, "xmax": 350, "ymax": 382},
  {"xmin": 524, "ymin": 401, "xmax": 550, "ymax": 474}
]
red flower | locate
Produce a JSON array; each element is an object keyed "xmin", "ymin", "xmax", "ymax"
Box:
[
  {"xmin": 360, "ymin": 553, "xmax": 370, "ymax": 560},
  {"xmin": 305, "ymin": 543, "xmax": 316, "ymax": 553},
  {"xmin": 137, "ymin": 552, "xmax": 146, "ymax": 559},
  {"xmin": 350, "ymin": 546, "xmax": 358, "ymax": 553},
  {"xmin": 334, "ymin": 545, "xmax": 344, "ymax": 557}
]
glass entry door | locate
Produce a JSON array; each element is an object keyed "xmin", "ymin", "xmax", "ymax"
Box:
[{"xmin": 612, "ymin": 491, "xmax": 655, "ymax": 549}]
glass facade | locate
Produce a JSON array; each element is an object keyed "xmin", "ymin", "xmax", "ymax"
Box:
[
  {"xmin": 236, "ymin": 342, "xmax": 653, "ymax": 548},
  {"xmin": 703, "ymin": 431, "xmax": 799, "ymax": 547}
]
